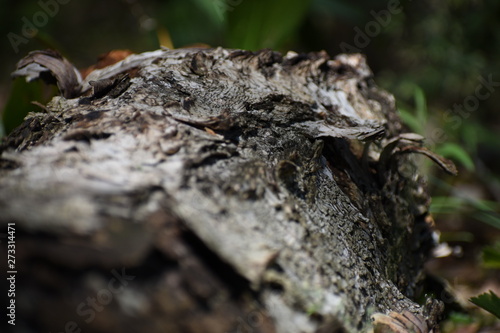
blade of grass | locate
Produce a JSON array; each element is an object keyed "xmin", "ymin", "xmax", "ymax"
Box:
[
  {"xmin": 413, "ymin": 86, "xmax": 428, "ymax": 130},
  {"xmin": 226, "ymin": 0, "xmax": 312, "ymax": 50},
  {"xmin": 482, "ymin": 242, "xmax": 500, "ymax": 269},
  {"xmin": 398, "ymin": 108, "xmax": 423, "ymax": 134},
  {"xmin": 435, "ymin": 142, "xmax": 475, "ymax": 171},
  {"xmin": 474, "ymin": 211, "xmax": 500, "ymax": 230}
]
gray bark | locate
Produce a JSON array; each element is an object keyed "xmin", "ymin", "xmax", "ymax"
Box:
[{"xmin": 0, "ymin": 47, "xmax": 445, "ymax": 332}]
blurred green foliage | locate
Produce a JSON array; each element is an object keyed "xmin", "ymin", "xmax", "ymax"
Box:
[
  {"xmin": 2, "ymin": 79, "xmax": 54, "ymax": 135},
  {"xmin": 482, "ymin": 242, "xmax": 500, "ymax": 269},
  {"xmin": 0, "ymin": 0, "xmax": 499, "ymax": 326},
  {"xmin": 225, "ymin": 0, "xmax": 311, "ymax": 50},
  {"xmin": 430, "ymin": 195, "xmax": 500, "ymax": 230}
]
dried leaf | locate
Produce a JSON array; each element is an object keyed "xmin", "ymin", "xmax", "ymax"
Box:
[{"xmin": 80, "ymin": 49, "xmax": 134, "ymax": 79}]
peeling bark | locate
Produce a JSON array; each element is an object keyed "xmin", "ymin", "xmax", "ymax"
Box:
[{"xmin": 0, "ymin": 48, "xmax": 446, "ymax": 332}]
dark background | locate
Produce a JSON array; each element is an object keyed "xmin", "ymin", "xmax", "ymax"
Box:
[{"xmin": 1, "ymin": 0, "xmax": 499, "ymax": 330}]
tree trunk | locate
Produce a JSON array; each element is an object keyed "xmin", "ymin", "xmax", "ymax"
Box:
[{"xmin": 0, "ymin": 47, "xmax": 447, "ymax": 333}]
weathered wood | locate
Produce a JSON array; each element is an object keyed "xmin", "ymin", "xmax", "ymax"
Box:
[{"xmin": 1, "ymin": 47, "xmax": 445, "ymax": 332}]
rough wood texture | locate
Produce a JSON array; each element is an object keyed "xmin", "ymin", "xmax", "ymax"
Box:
[{"xmin": 1, "ymin": 48, "xmax": 444, "ymax": 332}]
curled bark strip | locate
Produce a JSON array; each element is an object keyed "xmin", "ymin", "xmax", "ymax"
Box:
[
  {"xmin": 372, "ymin": 310, "xmax": 430, "ymax": 333},
  {"xmin": 378, "ymin": 132, "xmax": 457, "ymax": 180},
  {"xmin": 399, "ymin": 145, "xmax": 458, "ymax": 176},
  {"xmin": 11, "ymin": 49, "xmax": 83, "ymax": 98}
]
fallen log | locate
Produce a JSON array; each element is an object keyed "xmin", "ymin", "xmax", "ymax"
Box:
[{"xmin": 0, "ymin": 47, "xmax": 452, "ymax": 332}]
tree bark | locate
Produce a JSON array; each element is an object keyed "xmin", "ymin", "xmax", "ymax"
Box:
[{"xmin": 0, "ymin": 47, "xmax": 446, "ymax": 332}]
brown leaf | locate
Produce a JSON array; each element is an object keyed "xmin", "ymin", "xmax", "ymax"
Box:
[{"xmin": 80, "ymin": 49, "xmax": 134, "ymax": 79}]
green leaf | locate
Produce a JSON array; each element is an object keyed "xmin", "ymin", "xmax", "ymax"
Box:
[
  {"xmin": 396, "ymin": 85, "xmax": 429, "ymax": 134},
  {"xmin": 398, "ymin": 108, "xmax": 423, "ymax": 134},
  {"xmin": 413, "ymin": 86, "xmax": 428, "ymax": 128},
  {"xmin": 461, "ymin": 121, "xmax": 479, "ymax": 155},
  {"xmin": 470, "ymin": 199, "xmax": 500, "ymax": 212},
  {"xmin": 447, "ymin": 311, "xmax": 474, "ymax": 324},
  {"xmin": 429, "ymin": 196, "xmax": 466, "ymax": 214},
  {"xmin": 158, "ymin": 0, "xmax": 224, "ymax": 48},
  {"xmin": 430, "ymin": 194, "xmax": 500, "ymax": 229},
  {"xmin": 226, "ymin": 0, "xmax": 312, "ymax": 50},
  {"xmin": 470, "ymin": 291, "xmax": 500, "ymax": 318},
  {"xmin": 482, "ymin": 242, "xmax": 500, "ymax": 269},
  {"xmin": 435, "ymin": 142, "xmax": 475, "ymax": 171},
  {"xmin": 474, "ymin": 211, "xmax": 500, "ymax": 230},
  {"xmin": 192, "ymin": 0, "xmax": 226, "ymax": 26}
]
